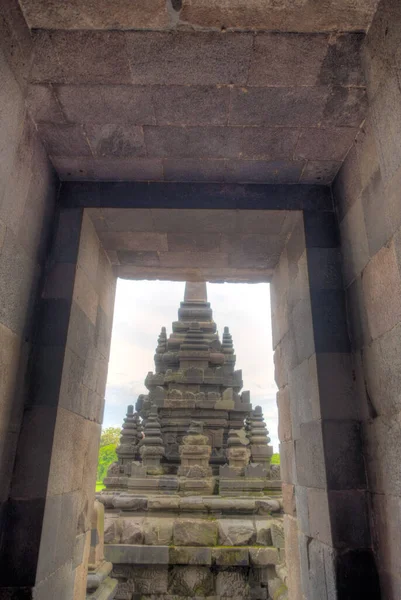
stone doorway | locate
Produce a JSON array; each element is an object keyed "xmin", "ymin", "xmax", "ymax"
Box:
[{"xmin": 1, "ymin": 190, "xmax": 378, "ymax": 599}]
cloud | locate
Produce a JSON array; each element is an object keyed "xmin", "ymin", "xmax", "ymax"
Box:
[{"xmin": 103, "ymin": 280, "xmax": 279, "ymax": 451}]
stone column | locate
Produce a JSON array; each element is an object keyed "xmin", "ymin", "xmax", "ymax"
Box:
[
  {"xmin": 272, "ymin": 211, "xmax": 379, "ymax": 599},
  {"xmin": 1, "ymin": 209, "xmax": 117, "ymax": 600}
]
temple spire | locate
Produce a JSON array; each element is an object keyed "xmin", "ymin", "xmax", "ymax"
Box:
[{"xmin": 184, "ymin": 281, "xmax": 207, "ymax": 303}]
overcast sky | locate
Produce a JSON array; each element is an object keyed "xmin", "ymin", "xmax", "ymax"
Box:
[{"xmin": 104, "ymin": 280, "xmax": 279, "ymax": 451}]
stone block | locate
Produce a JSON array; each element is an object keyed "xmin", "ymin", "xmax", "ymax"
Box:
[
  {"xmin": 152, "ymin": 85, "xmax": 229, "ymax": 126},
  {"xmin": 26, "ymin": 84, "xmax": 66, "ymax": 123},
  {"xmin": 363, "ymin": 413, "xmax": 401, "ymax": 496},
  {"xmin": 363, "ymin": 241, "xmax": 401, "ymax": 340},
  {"xmin": 309, "ymin": 289, "xmax": 350, "ymax": 353},
  {"xmin": 179, "ymin": 0, "xmax": 376, "ymax": 31},
  {"xmin": 306, "ymin": 247, "xmax": 342, "ymax": 291},
  {"xmin": 295, "ymin": 127, "xmax": 358, "ymax": 161},
  {"xmin": 333, "ymin": 143, "xmax": 362, "ymax": 222},
  {"xmin": 225, "ymin": 160, "xmax": 304, "ymax": 184},
  {"xmin": 371, "ymin": 72, "xmax": 401, "ymax": 184},
  {"xmin": 328, "ymin": 490, "xmax": 371, "ymax": 549},
  {"xmin": 255, "ymin": 520, "xmax": 273, "ymax": 546},
  {"xmin": 282, "ymin": 484, "xmax": 296, "ymax": 518},
  {"xmin": 148, "ymin": 496, "xmax": 180, "ymax": 511},
  {"xmin": 322, "ymin": 420, "xmax": 366, "ymax": 490},
  {"xmin": 248, "ymin": 33, "xmax": 329, "ymax": 87},
  {"xmin": 306, "ymin": 488, "xmax": 331, "ymax": 546},
  {"xmin": 249, "ymin": 547, "xmax": 279, "ymax": 566},
  {"xmin": 218, "ymin": 519, "xmax": 256, "ymax": 546},
  {"xmin": 144, "ymin": 125, "xmax": 242, "ymax": 159},
  {"xmin": 291, "ymin": 298, "xmax": 314, "ymax": 363},
  {"xmin": 0, "ymin": 228, "xmax": 37, "ymax": 337},
  {"xmin": 57, "ymin": 83, "xmax": 150, "ymax": 127},
  {"xmin": 173, "ymin": 519, "xmax": 217, "ymax": 547},
  {"xmin": 279, "ymin": 440, "xmax": 296, "ymax": 485},
  {"xmin": 311, "ymin": 353, "xmax": 357, "ymax": 421},
  {"xmin": 33, "ymin": 30, "xmax": 132, "ymax": 85},
  {"xmin": 361, "ymin": 167, "xmax": 392, "ymax": 257},
  {"xmin": 163, "ymin": 158, "xmax": 226, "ymax": 183},
  {"xmin": 131, "ymin": 565, "xmax": 168, "ymax": 594},
  {"xmin": 125, "ymin": 32, "xmax": 253, "ymax": 85},
  {"xmin": 216, "ymin": 569, "xmax": 250, "ymax": 598},
  {"xmin": 212, "ymin": 547, "xmax": 249, "ymax": 566},
  {"xmin": 325, "ymin": 87, "xmax": 368, "ymax": 128},
  {"xmin": 151, "ymin": 208, "xmax": 237, "ymax": 234},
  {"xmin": 303, "ymin": 211, "xmax": 339, "ymax": 250},
  {"xmin": 85, "ymin": 124, "xmax": 146, "ymax": 159},
  {"xmin": 283, "ymin": 515, "xmax": 302, "ymax": 600},
  {"xmin": 169, "ymin": 546, "xmax": 212, "ymax": 565},
  {"xmin": 320, "ymin": 32, "xmax": 366, "ymax": 86},
  {"xmin": 104, "ymin": 517, "xmax": 121, "ymax": 544},
  {"xmin": 99, "ymin": 231, "xmax": 167, "ymax": 252},
  {"xmin": 143, "ymin": 518, "xmax": 173, "ymax": 546},
  {"xmin": 363, "ymin": 322, "xmax": 401, "ymax": 417},
  {"xmin": 230, "ymin": 87, "xmax": 329, "ymax": 127},
  {"xmin": 105, "ymin": 544, "xmax": 169, "ymax": 565},
  {"xmin": 300, "ymin": 160, "xmax": 341, "ymax": 185},
  {"xmin": 52, "ymin": 156, "xmax": 163, "ymax": 182},
  {"xmin": 119, "ymin": 518, "xmax": 144, "ymax": 544},
  {"xmin": 345, "ymin": 276, "xmax": 370, "ymax": 350},
  {"xmin": 295, "ymin": 421, "xmax": 326, "ymax": 489},
  {"xmin": 168, "ymin": 565, "xmax": 214, "ymax": 596},
  {"xmin": 21, "ymin": 0, "xmax": 170, "ymax": 30},
  {"xmin": 288, "ymin": 359, "xmax": 313, "ymax": 441},
  {"xmin": 294, "ymin": 485, "xmax": 309, "ymax": 537},
  {"xmin": 339, "ymin": 196, "xmax": 369, "ymax": 286},
  {"xmin": 240, "ymin": 128, "xmax": 300, "ymax": 160},
  {"xmin": 36, "ymin": 122, "xmax": 92, "ymax": 157}
]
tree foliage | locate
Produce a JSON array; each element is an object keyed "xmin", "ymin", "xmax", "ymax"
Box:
[
  {"xmin": 100, "ymin": 427, "xmax": 120, "ymax": 447},
  {"xmin": 97, "ymin": 443, "xmax": 118, "ymax": 482},
  {"xmin": 96, "ymin": 427, "xmax": 120, "ymax": 482},
  {"xmin": 271, "ymin": 453, "xmax": 280, "ymax": 465}
]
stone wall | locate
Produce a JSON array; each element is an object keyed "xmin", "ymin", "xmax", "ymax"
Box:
[
  {"xmin": 0, "ymin": 1, "xmax": 57, "ymax": 541},
  {"xmin": 333, "ymin": 0, "xmax": 401, "ymax": 596},
  {"xmin": 1, "ymin": 209, "xmax": 116, "ymax": 599},
  {"xmin": 272, "ymin": 212, "xmax": 379, "ymax": 598}
]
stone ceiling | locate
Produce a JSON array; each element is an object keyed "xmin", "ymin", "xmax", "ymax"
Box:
[
  {"xmin": 86, "ymin": 207, "xmax": 298, "ymax": 281},
  {"xmin": 21, "ymin": 0, "xmax": 378, "ymax": 185}
]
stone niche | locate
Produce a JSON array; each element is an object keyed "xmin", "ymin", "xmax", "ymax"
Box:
[{"xmin": 99, "ymin": 282, "xmax": 285, "ymax": 600}]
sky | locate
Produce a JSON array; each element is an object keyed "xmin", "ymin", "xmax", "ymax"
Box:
[{"xmin": 104, "ymin": 280, "xmax": 279, "ymax": 451}]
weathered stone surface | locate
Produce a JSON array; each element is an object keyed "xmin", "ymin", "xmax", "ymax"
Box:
[
  {"xmin": 104, "ymin": 544, "xmax": 169, "ymax": 565},
  {"xmin": 216, "ymin": 569, "xmax": 250, "ymax": 598},
  {"xmin": 168, "ymin": 565, "xmax": 214, "ymax": 596},
  {"xmin": 173, "ymin": 519, "xmax": 218, "ymax": 547},
  {"xmin": 20, "ymin": 0, "xmax": 170, "ymax": 29},
  {"xmin": 119, "ymin": 518, "xmax": 144, "ymax": 544},
  {"xmin": 271, "ymin": 523, "xmax": 285, "ymax": 550},
  {"xmin": 143, "ymin": 518, "xmax": 173, "ymax": 546},
  {"xmin": 255, "ymin": 520, "xmax": 273, "ymax": 546},
  {"xmin": 250, "ymin": 547, "xmax": 279, "ymax": 566},
  {"xmin": 218, "ymin": 519, "xmax": 256, "ymax": 546},
  {"xmin": 126, "ymin": 32, "xmax": 253, "ymax": 86},
  {"xmin": 212, "ymin": 547, "xmax": 249, "ymax": 566},
  {"xmin": 169, "ymin": 546, "xmax": 212, "ymax": 565}
]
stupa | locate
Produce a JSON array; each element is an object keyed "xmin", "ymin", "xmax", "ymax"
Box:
[{"xmin": 99, "ymin": 283, "xmax": 287, "ymax": 600}]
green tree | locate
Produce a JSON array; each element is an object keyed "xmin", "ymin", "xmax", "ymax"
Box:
[
  {"xmin": 100, "ymin": 427, "xmax": 120, "ymax": 447},
  {"xmin": 271, "ymin": 453, "xmax": 280, "ymax": 465},
  {"xmin": 97, "ymin": 443, "xmax": 118, "ymax": 482}
]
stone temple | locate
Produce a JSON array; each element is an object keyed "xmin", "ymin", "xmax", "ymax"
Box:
[
  {"xmin": 2, "ymin": 0, "xmax": 401, "ymax": 597},
  {"xmin": 97, "ymin": 282, "xmax": 285, "ymax": 599}
]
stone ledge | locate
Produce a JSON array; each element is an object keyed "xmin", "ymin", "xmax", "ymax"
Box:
[
  {"xmin": 105, "ymin": 545, "xmax": 169, "ymax": 565},
  {"xmin": 97, "ymin": 493, "xmax": 283, "ymax": 515},
  {"xmin": 104, "ymin": 544, "xmax": 282, "ymax": 567}
]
